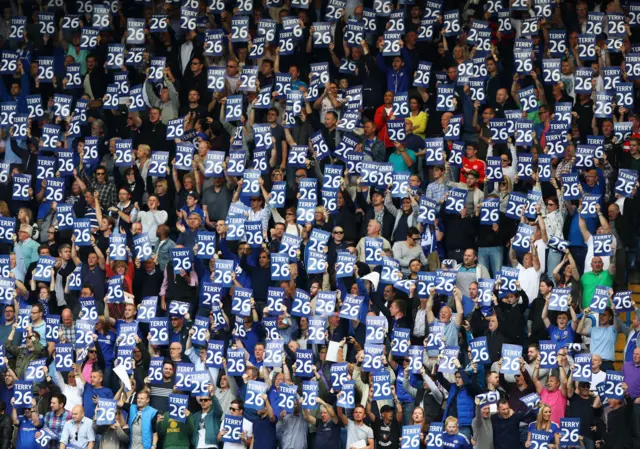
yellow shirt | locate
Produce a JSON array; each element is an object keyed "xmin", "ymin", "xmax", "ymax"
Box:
[{"xmin": 408, "ymin": 111, "xmax": 428, "ymax": 138}]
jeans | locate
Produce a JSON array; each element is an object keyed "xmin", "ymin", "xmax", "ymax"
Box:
[
  {"xmin": 478, "ymin": 246, "xmax": 503, "ymax": 278},
  {"xmin": 569, "ymin": 246, "xmax": 588, "ymax": 275},
  {"xmin": 519, "ymin": 426, "xmax": 529, "ymax": 449},
  {"xmin": 632, "ymin": 404, "xmax": 640, "ymax": 449},
  {"xmin": 546, "ymin": 248, "xmax": 563, "ymax": 282},
  {"xmin": 583, "ymin": 436, "xmax": 595, "ymax": 449},
  {"xmin": 459, "ymin": 426, "xmax": 472, "ymax": 441},
  {"xmin": 402, "ymin": 401, "xmax": 415, "ymax": 426}
]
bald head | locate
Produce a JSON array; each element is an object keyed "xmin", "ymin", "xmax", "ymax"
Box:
[
  {"xmin": 71, "ymin": 405, "xmax": 84, "ymax": 422},
  {"xmin": 439, "ymin": 305, "xmax": 452, "ymax": 323}
]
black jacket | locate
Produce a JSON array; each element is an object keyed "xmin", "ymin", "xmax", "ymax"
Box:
[
  {"xmin": 358, "ymin": 195, "xmax": 395, "ymax": 241},
  {"xmin": 0, "ymin": 414, "xmax": 11, "ymax": 449},
  {"xmin": 496, "ymin": 290, "xmax": 529, "ymax": 345}
]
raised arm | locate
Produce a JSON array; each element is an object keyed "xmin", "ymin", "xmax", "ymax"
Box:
[
  {"xmin": 532, "ymin": 357, "xmax": 544, "ymax": 394},
  {"xmin": 541, "ymin": 297, "xmax": 551, "ymax": 329}
]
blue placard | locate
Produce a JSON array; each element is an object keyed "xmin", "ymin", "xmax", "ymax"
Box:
[
  {"xmin": 54, "ymin": 343, "xmax": 74, "ymax": 372},
  {"xmin": 573, "ymin": 353, "xmax": 592, "ymax": 382},
  {"xmin": 302, "ymin": 381, "xmax": 318, "ymax": 410},
  {"xmin": 226, "ymin": 349, "xmax": 246, "ymax": 376},
  {"xmin": 149, "ymin": 318, "xmax": 169, "ymax": 345},
  {"xmin": 206, "ymin": 340, "xmax": 225, "ymax": 368},
  {"xmin": 435, "ymin": 270, "xmax": 456, "ymax": 296},
  {"xmin": 308, "ymin": 317, "xmax": 326, "ymax": 344},
  {"xmin": 362, "ymin": 344, "xmax": 385, "ymax": 372},
  {"xmin": 427, "ymin": 423, "xmax": 444, "ymax": 449},
  {"xmin": 277, "ymin": 383, "xmax": 298, "ymax": 414},
  {"xmin": 221, "ymin": 414, "xmax": 243, "ymax": 442},
  {"xmin": 245, "ymin": 380, "xmax": 268, "ymax": 410},
  {"xmin": 469, "ymin": 337, "xmax": 490, "ymax": 364},
  {"xmin": 96, "ymin": 399, "xmax": 118, "ymax": 426},
  {"xmin": 13, "ymin": 381, "xmax": 34, "ymax": 408},
  {"xmin": 500, "ymin": 344, "xmax": 522, "ymax": 375},
  {"xmin": 549, "ymin": 287, "xmax": 571, "ymax": 312},
  {"xmin": 560, "ymin": 418, "xmax": 580, "ymax": 448},
  {"xmin": 364, "ymin": 238, "xmax": 384, "ymax": 266},
  {"xmin": 174, "ymin": 362, "xmax": 195, "ymax": 392},
  {"xmin": 512, "ymin": 224, "xmax": 535, "ymax": 254},
  {"xmin": 445, "ymin": 188, "xmax": 466, "ymax": 215},
  {"xmin": 231, "ymin": 288, "xmax": 253, "ymax": 317},
  {"xmin": 169, "ymin": 394, "xmax": 189, "ymax": 423},
  {"xmin": 391, "ymin": 327, "xmax": 410, "ymax": 357},
  {"xmin": 33, "ymin": 256, "xmax": 56, "ymax": 283},
  {"xmin": 593, "ymin": 234, "xmax": 614, "ymax": 257},
  {"xmin": 336, "ymin": 380, "xmax": 355, "ymax": 408},
  {"xmin": 539, "ymin": 341, "xmax": 558, "ymax": 369},
  {"xmin": 402, "ymin": 425, "xmax": 422, "ymax": 449},
  {"xmin": 171, "ymin": 248, "xmax": 193, "ymax": 274},
  {"xmin": 408, "ymin": 346, "xmax": 424, "ymax": 373},
  {"xmin": 315, "ymin": 291, "xmax": 337, "ymax": 317},
  {"xmin": 339, "ymin": 295, "xmax": 364, "ymax": 320},
  {"xmin": 291, "ymin": 289, "xmax": 311, "ymax": 318},
  {"xmin": 590, "ymin": 286, "xmax": 610, "ymax": 313}
]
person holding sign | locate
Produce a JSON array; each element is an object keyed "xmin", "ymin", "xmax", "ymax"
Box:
[
  {"xmin": 578, "ymin": 205, "xmax": 616, "ymax": 275},
  {"xmin": 532, "ymin": 356, "xmax": 568, "ymax": 424},
  {"xmin": 566, "ymin": 376, "xmax": 602, "ymax": 449},
  {"xmin": 157, "ymin": 405, "xmax": 194, "ymax": 449},
  {"xmin": 302, "ymin": 397, "xmax": 341, "ymax": 449},
  {"xmin": 337, "ymin": 404, "xmax": 374, "ymax": 449},
  {"xmin": 427, "ymin": 287, "xmax": 464, "ymax": 348},
  {"xmin": 356, "ymin": 220, "xmax": 392, "ymax": 266},
  {"xmin": 577, "ymin": 305, "xmax": 624, "ymax": 372},
  {"xmin": 120, "ymin": 390, "xmax": 158, "ymax": 449},
  {"xmin": 5, "ymin": 323, "xmax": 46, "ymax": 379},
  {"xmin": 191, "ymin": 389, "xmax": 223, "ymax": 449},
  {"xmin": 92, "ymin": 404, "xmax": 129, "ymax": 449},
  {"xmin": 40, "ymin": 393, "xmax": 71, "ymax": 448},
  {"xmin": 525, "ymin": 404, "xmax": 560, "ymax": 449},
  {"xmin": 217, "ymin": 399, "xmax": 253, "ymax": 449},
  {"xmin": 437, "ymin": 357, "xmax": 479, "ymax": 440}
]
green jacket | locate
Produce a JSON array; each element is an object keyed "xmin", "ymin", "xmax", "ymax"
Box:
[
  {"xmin": 158, "ymin": 412, "xmax": 194, "ymax": 449},
  {"xmin": 5, "ymin": 337, "xmax": 46, "ymax": 379},
  {"xmin": 190, "ymin": 396, "xmax": 223, "ymax": 448}
]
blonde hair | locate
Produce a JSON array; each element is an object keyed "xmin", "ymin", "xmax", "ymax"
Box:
[
  {"xmin": 535, "ymin": 404, "xmax": 552, "ymax": 432},
  {"xmin": 18, "ymin": 207, "xmax": 33, "ymax": 223},
  {"xmin": 155, "ymin": 178, "xmax": 168, "ymax": 192},
  {"xmin": 137, "ymin": 144, "xmax": 151, "ymax": 157},
  {"xmin": 444, "ymin": 416, "xmax": 459, "ymax": 431},
  {"xmin": 315, "ymin": 206, "xmax": 328, "ymax": 223}
]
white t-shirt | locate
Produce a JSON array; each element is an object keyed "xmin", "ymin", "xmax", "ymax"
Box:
[
  {"xmin": 584, "ymin": 235, "xmax": 613, "ymax": 273},
  {"xmin": 534, "ymin": 239, "xmax": 547, "ymax": 275},
  {"xmin": 590, "ymin": 370, "xmax": 606, "ymax": 392},
  {"xmin": 346, "ymin": 420, "xmax": 373, "ymax": 449},
  {"xmin": 517, "ymin": 264, "xmax": 541, "ymax": 301}
]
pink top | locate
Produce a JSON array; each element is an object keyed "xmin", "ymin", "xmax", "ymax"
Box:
[
  {"xmin": 82, "ymin": 360, "xmax": 95, "ymax": 383},
  {"xmin": 541, "ymin": 388, "xmax": 566, "ymax": 424}
]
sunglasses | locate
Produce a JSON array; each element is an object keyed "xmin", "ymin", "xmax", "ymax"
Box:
[
  {"xmin": 88, "ymin": 350, "xmax": 96, "ymax": 353},
  {"xmin": 230, "ymin": 407, "xmax": 241, "ymax": 411},
  {"xmin": 200, "ymin": 398, "xmax": 212, "ymax": 402},
  {"xmin": 333, "ymin": 230, "xmax": 344, "ymax": 234}
]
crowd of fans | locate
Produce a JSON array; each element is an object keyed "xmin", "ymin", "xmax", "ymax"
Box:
[{"xmin": 1, "ymin": 0, "xmax": 640, "ymax": 449}]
